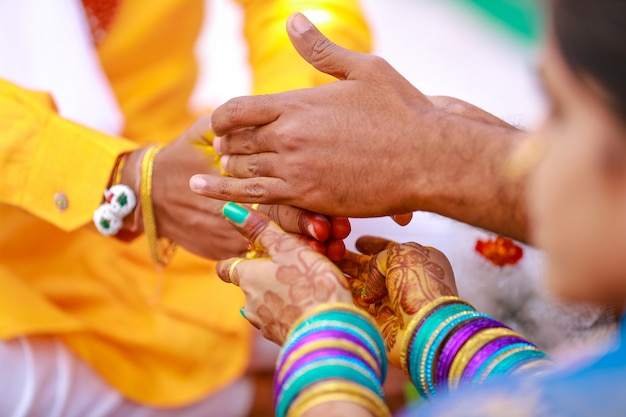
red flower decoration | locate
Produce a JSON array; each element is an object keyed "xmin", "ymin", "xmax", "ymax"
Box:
[{"xmin": 475, "ymin": 236, "xmax": 523, "ymax": 267}]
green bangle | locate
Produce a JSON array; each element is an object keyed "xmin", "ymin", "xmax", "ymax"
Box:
[{"xmin": 409, "ymin": 303, "xmax": 475, "ymax": 397}]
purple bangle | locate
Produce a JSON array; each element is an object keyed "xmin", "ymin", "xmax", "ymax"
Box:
[
  {"xmin": 277, "ymin": 327, "xmax": 377, "ymax": 372},
  {"xmin": 275, "ymin": 329, "xmax": 379, "ymax": 383},
  {"xmin": 274, "ymin": 347, "xmax": 366, "ymax": 405},
  {"xmin": 275, "ymin": 341, "xmax": 373, "ymax": 389},
  {"xmin": 461, "ymin": 335, "xmax": 527, "ymax": 383},
  {"xmin": 435, "ymin": 317, "xmax": 500, "ymax": 387}
]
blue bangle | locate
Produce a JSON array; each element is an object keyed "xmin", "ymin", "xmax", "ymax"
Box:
[
  {"xmin": 472, "ymin": 342, "xmax": 534, "ymax": 384},
  {"xmin": 275, "ymin": 357, "xmax": 384, "ymax": 417}
]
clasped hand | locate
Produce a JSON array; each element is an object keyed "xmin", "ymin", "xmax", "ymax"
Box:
[{"xmin": 217, "ymin": 205, "xmax": 458, "ymax": 368}]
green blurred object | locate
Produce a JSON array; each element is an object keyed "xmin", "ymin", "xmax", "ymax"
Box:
[{"xmin": 456, "ymin": 0, "xmax": 544, "ymax": 43}]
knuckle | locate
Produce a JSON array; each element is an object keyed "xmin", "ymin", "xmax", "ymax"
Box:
[
  {"xmin": 223, "ymin": 98, "xmax": 244, "ymax": 124},
  {"xmin": 365, "ymin": 55, "xmax": 393, "ymax": 75},
  {"xmin": 309, "ymin": 36, "xmax": 337, "ymax": 64},
  {"xmin": 245, "ymin": 181, "xmax": 268, "ymax": 200},
  {"xmin": 216, "ymin": 178, "xmax": 233, "ymax": 197},
  {"xmin": 246, "ymin": 154, "xmax": 269, "ymax": 177}
]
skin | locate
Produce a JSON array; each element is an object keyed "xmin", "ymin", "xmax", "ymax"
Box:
[
  {"xmin": 339, "ymin": 237, "xmax": 458, "ymax": 367},
  {"xmin": 527, "ymin": 38, "xmax": 626, "ymax": 306},
  {"xmin": 216, "ymin": 206, "xmax": 353, "ymax": 345},
  {"xmin": 190, "ymin": 12, "xmax": 529, "ymax": 242},
  {"xmin": 116, "ymin": 114, "xmax": 350, "ymax": 260},
  {"xmin": 217, "ymin": 205, "xmax": 457, "ymax": 416}
]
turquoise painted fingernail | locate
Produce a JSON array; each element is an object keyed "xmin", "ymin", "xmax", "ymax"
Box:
[
  {"xmin": 239, "ymin": 308, "xmax": 247, "ymax": 319},
  {"xmin": 223, "ymin": 202, "xmax": 249, "ymax": 224}
]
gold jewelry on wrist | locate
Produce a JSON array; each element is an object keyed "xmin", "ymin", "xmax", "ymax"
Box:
[
  {"xmin": 140, "ymin": 144, "xmax": 177, "ymax": 266},
  {"xmin": 286, "ymin": 381, "xmax": 391, "ymax": 417}
]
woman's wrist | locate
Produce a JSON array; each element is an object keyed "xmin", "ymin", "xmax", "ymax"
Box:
[
  {"xmin": 275, "ymin": 303, "xmax": 391, "ymax": 417},
  {"xmin": 401, "ymin": 296, "xmax": 551, "ymax": 399}
]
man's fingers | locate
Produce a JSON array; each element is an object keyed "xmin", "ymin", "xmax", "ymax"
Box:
[
  {"xmin": 214, "ymin": 125, "xmax": 278, "ymax": 156},
  {"xmin": 330, "ymin": 216, "xmax": 351, "ymax": 240},
  {"xmin": 211, "ymin": 94, "xmax": 281, "ymax": 136},
  {"xmin": 391, "ymin": 213, "xmax": 413, "ymax": 226},
  {"xmin": 261, "ymin": 205, "xmax": 331, "ymax": 242},
  {"xmin": 221, "ymin": 153, "xmax": 279, "ymax": 179},
  {"xmin": 286, "ymin": 12, "xmax": 366, "ymax": 81},
  {"xmin": 189, "ymin": 174, "xmax": 290, "ymax": 204},
  {"xmin": 355, "ymin": 235, "xmax": 398, "ymax": 255}
]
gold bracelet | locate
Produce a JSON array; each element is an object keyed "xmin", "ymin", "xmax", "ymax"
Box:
[
  {"xmin": 513, "ymin": 358, "xmax": 552, "ymax": 375},
  {"xmin": 287, "ymin": 381, "xmax": 391, "ymax": 417},
  {"xmin": 140, "ymin": 144, "xmax": 177, "ymax": 266},
  {"xmin": 448, "ymin": 327, "xmax": 520, "ymax": 390},
  {"xmin": 399, "ymin": 296, "xmax": 468, "ymax": 376}
]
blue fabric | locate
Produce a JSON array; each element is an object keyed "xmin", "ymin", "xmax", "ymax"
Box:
[{"xmin": 398, "ymin": 317, "xmax": 626, "ymax": 417}]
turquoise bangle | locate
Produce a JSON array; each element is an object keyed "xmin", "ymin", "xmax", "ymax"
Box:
[
  {"xmin": 289, "ymin": 310, "xmax": 385, "ymax": 362},
  {"xmin": 408, "ymin": 303, "xmax": 475, "ymax": 396},
  {"xmin": 471, "ymin": 342, "xmax": 534, "ymax": 384},
  {"xmin": 276, "ymin": 357, "xmax": 384, "ymax": 417},
  {"xmin": 422, "ymin": 311, "xmax": 487, "ymax": 396},
  {"xmin": 280, "ymin": 319, "xmax": 386, "ymax": 379},
  {"xmin": 486, "ymin": 348, "xmax": 547, "ymax": 379}
]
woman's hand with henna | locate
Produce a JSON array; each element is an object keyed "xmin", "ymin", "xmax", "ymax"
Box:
[
  {"xmin": 338, "ymin": 236, "xmax": 458, "ymax": 367},
  {"xmin": 216, "ymin": 203, "xmax": 353, "ymax": 345}
]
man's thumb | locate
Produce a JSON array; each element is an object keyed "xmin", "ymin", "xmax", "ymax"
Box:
[{"xmin": 286, "ymin": 12, "xmax": 362, "ymax": 81}]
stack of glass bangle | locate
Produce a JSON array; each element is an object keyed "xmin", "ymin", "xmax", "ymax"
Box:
[
  {"xmin": 402, "ymin": 296, "xmax": 551, "ymax": 399},
  {"xmin": 274, "ymin": 304, "xmax": 392, "ymax": 417}
]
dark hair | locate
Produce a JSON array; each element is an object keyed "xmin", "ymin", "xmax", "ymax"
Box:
[{"xmin": 552, "ymin": 0, "xmax": 626, "ymax": 121}]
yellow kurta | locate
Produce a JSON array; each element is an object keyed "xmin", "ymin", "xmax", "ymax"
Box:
[{"xmin": 0, "ymin": 0, "xmax": 370, "ymax": 407}]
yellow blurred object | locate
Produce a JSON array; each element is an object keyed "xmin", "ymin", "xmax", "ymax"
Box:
[{"xmin": 0, "ymin": 0, "xmax": 370, "ymax": 407}]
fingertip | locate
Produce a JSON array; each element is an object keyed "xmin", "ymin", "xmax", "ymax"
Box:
[
  {"xmin": 330, "ymin": 217, "xmax": 351, "ymax": 240},
  {"xmin": 327, "ymin": 239, "xmax": 346, "ymax": 261},
  {"xmin": 215, "ymin": 260, "xmax": 231, "ymax": 283},
  {"xmin": 309, "ymin": 214, "xmax": 331, "ymax": 241},
  {"xmin": 289, "ymin": 12, "xmax": 313, "ymax": 34},
  {"xmin": 189, "ymin": 175, "xmax": 207, "ymax": 193},
  {"xmin": 213, "ymin": 136, "xmax": 222, "ymax": 155},
  {"xmin": 223, "ymin": 202, "xmax": 251, "ymax": 225},
  {"xmin": 220, "ymin": 155, "xmax": 229, "ymax": 173}
]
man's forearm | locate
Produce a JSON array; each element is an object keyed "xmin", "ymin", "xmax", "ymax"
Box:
[{"xmin": 410, "ymin": 107, "xmax": 529, "ymax": 242}]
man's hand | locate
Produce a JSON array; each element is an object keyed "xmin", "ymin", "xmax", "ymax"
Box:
[
  {"xmin": 122, "ymin": 115, "xmax": 347, "ymax": 260},
  {"xmin": 190, "ymin": 12, "xmax": 434, "ymax": 218}
]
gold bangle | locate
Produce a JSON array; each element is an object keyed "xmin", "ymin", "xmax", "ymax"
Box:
[
  {"xmin": 140, "ymin": 144, "xmax": 177, "ymax": 266},
  {"xmin": 399, "ymin": 296, "xmax": 468, "ymax": 376},
  {"xmin": 513, "ymin": 358, "xmax": 552, "ymax": 375},
  {"xmin": 448, "ymin": 327, "xmax": 520, "ymax": 390},
  {"xmin": 287, "ymin": 381, "xmax": 391, "ymax": 417}
]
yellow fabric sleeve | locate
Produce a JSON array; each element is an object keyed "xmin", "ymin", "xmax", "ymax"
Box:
[
  {"xmin": 236, "ymin": 0, "xmax": 372, "ymax": 94},
  {"xmin": 0, "ymin": 79, "xmax": 137, "ymax": 231}
]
